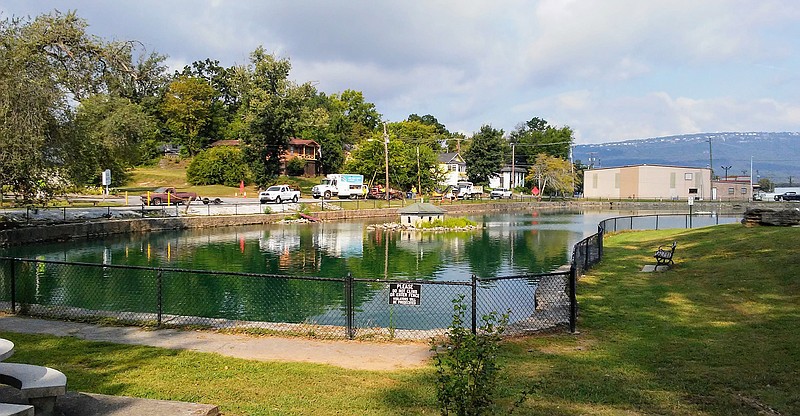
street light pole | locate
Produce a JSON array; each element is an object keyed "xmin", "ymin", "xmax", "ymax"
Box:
[{"xmin": 383, "ymin": 123, "xmax": 390, "ymax": 201}]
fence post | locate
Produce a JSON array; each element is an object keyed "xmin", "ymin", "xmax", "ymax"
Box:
[
  {"xmin": 345, "ymin": 273, "xmax": 354, "ymax": 340},
  {"xmin": 584, "ymin": 241, "xmax": 589, "ymax": 271},
  {"xmin": 471, "ymin": 274, "xmax": 477, "ymax": 334},
  {"xmin": 157, "ymin": 269, "xmax": 163, "ymax": 327},
  {"xmin": 569, "ymin": 265, "xmax": 577, "ymax": 333},
  {"xmin": 655, "ymin": 215, "xmax": 659, "ymax": 230},
  {"xmin": 10, "ymin": 259, "xmax": 16, "ymax": 314}
]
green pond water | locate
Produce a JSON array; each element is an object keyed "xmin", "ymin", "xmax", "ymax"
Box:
[{"xmin": 1, "ymin": 210, "xmax": 733, "ymax": 331}]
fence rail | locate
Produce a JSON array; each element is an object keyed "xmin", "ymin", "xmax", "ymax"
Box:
[{"xmin": 0, "ymin": 212, "xmax": 741, "ymax": 340}]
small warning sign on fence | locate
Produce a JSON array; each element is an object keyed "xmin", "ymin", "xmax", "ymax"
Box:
[{"xmin": 388, "ymin": 283, "xmax": 421, "ymax": 305}]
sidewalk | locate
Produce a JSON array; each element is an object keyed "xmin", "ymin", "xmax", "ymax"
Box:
[
  {"xmin": 0, "ymin": 315, "xmax": 433, "ymax": 371},
  {"xmin": 0, "ymin": 315, "xmax": 433, "ymax": 415}
]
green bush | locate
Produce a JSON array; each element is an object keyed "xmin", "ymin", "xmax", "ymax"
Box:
[
  {"xmin": 187, "ymin": 147, "xmax": 251, "ymax": 187},
  {"xmin": 285, "ymin": 157, "xmax": 307, "ymax": 177},
  {"xmin": 431, "ymin": 295, "xmax": 509, "ymax": 416},
  {"xmin": 418, "ymin": 217, "xmax": 477, "ymax": 229}
]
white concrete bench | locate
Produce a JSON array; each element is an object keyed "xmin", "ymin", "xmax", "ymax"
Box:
[
  {"xmin": 0, "ymin": 340, "xmax": 14, "ymax": 362},
  {"xmin": 0, "ymin": 364, "xmax": 66, "ymax": 416},
  {"xmin": 0, "ymin": 403, "xmax": 33, "ymax": 416}
]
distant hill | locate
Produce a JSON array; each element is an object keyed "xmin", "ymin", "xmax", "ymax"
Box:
[{"xmin": 573, "ymin": 132, "xmax": 800, "ymax": 184}]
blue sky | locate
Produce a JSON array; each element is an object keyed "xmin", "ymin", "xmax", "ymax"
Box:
[{"xmin": 3, "ymin": 0, "xmax": 799, "ymax": 144}]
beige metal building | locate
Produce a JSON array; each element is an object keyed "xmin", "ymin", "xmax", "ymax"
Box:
[{"xmin": 584, "ymin": 165, "xmax": 712, "ymax": 200}]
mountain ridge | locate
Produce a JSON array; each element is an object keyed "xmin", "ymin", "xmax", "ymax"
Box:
[{"xmin": 573, "ymin": 132, "xmax": 800, "ymax": 183}]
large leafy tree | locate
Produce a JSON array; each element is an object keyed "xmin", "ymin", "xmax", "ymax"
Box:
[
  {"xmin": 509, "ymin": 117, "xmax": 574, "ymax": 165},
  {"xmin": 464, "ymin": 125, "xmax": 508, "ymax": 186},
  {"xmin": 161, "ymin": 76, "xmax": 217, "ymax": 155},
  {"xmin": 527, "ymin": 154, "xmax": 576, "ymax": 196},
  {"xmin": 239, "ymin": 47, "xmax": 316, "ymax": 187},
  {"xmin": 343, "ymin": 131, "xmax": 440, "ymax": 192},
  {"xmin": 0, "ymin": 11, "xmax": 137, "ymax": 202},
  {"xmin": 70, "ymin": 94, "xmax": 157, "ymax": 186}
]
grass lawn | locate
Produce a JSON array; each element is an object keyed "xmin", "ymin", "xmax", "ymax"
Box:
[{"xmin": 4, "ymin": 223, "xmax": 798, "ymax": 415}]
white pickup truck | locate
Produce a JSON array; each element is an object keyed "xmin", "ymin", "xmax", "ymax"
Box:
[{"xmin": 259, "ymin": 185, "xmax": 300, "ymax": 204}]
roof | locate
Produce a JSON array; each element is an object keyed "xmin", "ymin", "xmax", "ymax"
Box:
[
  {"xmin": 210, "ymin": 139, "xmax": 240, "ymax": 147},
  {"xmin": 289, "ymin": 138, "xmax": 320, "ymax": 147},
  {"xmin": 397, "ymin": 202, "xmax": 446, "ymax": 215},
  {"xmin": 586, "ymin": 164, "xmax": 710, "ymax": 171},
  {"xmin": 437, "ymin": 152, "xmax": 464, "ymax": 164}
]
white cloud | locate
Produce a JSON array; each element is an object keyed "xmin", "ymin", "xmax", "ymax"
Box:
[{"xmin": 3, "ymin": 0, "xmax": 800, "ymax": 142}]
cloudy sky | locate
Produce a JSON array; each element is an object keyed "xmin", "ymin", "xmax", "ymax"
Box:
[{"xmin": 3, "ymin": 1, "xmax": 800, "ymax": 144}]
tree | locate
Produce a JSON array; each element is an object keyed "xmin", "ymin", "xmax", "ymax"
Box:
[
  {"xmin": 464, "ymin": 125, "xmax": 507, "ymax": 186},
  {"xmin": 343, "ymin": 131, "xmax": 441, "ymax": 192},
  {"xmin": 0, "ymin": 11, "xmax": 137, "ymax": 202},
  {"xmin": 70, "ymin": 94, "xmax": 157, "ymax": 186},
  {"xmin": 186, "ymin": 146, "xmax": 251, "ymax": 187},
  {"xmin": 161, "ymin": 76, "xmax": 217, "ymax": 155},
  {"xmin": 509, "ymin": 117, "xmax": 574, "ymax": 165},
  {"xmin": 527, "ymin": 154, "xmax": 576, "ymax": 196},
  {"xmin": 239, "ymin": 47, "xmax": 316, "ymax": 187},
  {"xmin": 758, "ymin": 178, "xmax": 774, "ymax": 193}
]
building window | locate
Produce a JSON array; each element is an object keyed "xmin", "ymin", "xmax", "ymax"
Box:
[
  {"xmin": 689, "ymin": 188, "xmax": 698, "ymax": 194},
  {"xmin": 592, "ymin": 174, "xmax": 598, "ymax": 189},
  {"xmin": 728, "ymin": 187, "xmax": 735, "ymax": 195},
  {"xmin": 685, "ymin": 173, "xmax": 693, "ymax": 180},
  {"xmin": 741, "ymin": 187, "xmax": 747, "ymax": 194},
  {"xmin": 670, "ymin": 173, "xmax": 676, "ymax": 188}
]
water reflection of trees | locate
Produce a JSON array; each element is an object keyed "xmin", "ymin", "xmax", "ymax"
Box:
[{"xmin": 6, "ymin": 214, "xmax": 582, "ymax": 325}]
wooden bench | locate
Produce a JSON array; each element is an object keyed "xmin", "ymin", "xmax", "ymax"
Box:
[
  {"xmin": 654, "ymin": 242, "xmax": 677, "ymax": 266},
  {"xmin": 0, "ymin": 364, "xmax": 66, "ymax": 416}
]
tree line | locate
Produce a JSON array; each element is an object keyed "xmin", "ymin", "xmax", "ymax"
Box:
[{"xmin": 1, "ymin": 10, "xmax": 579, "ymax": 203}]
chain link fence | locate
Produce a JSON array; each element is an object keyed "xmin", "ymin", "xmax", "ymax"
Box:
[
  {"xmin": 0, "ymin": 212, "xmax": 743, "ymax": 341},
  {"xmin": 0, "ymin": 257, "xmax": 576, "ymax": 340}
]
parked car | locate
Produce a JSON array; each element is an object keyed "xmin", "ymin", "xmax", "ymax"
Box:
[
  {"xmin": 774, "ymin": 191, "xmax": 800, "ymax": 202},
  {"xmin": 259, "ymin": 185, "xmax": 300, "ymax": 204},
  {"xmin": 140, "ymin": 187, "xmax": 199, "ymax": 205},
  {"xmin": 490, "ymin": 188, "xmax": 513, "ymax": 199}
]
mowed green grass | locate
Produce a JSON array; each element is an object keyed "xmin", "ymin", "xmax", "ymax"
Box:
[{"xmin": 4, "ymin": 223, "xmax": 798, "ymax": 415}]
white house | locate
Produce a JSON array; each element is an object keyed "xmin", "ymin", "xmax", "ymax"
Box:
[
  {"xmin": 488, "ymin": 166, "xmax": 526, "ymax": 190},
  {"xmin": 437, "ymin": 153, "xmax": 466, "ymax": 187}
]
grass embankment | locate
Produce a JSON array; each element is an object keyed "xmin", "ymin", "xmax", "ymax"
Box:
[{"xmin": 4, "ymin": 224, "xmax": 798, "ymax": 415}]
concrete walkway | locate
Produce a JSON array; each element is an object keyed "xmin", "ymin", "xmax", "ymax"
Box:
[
  {"xmin": 0, "ymin": 315, "xmax": 433, "ymax": 415},
  {"xmin": 0, "ymin": 315, "xmax": 432, "ymax": 371}
]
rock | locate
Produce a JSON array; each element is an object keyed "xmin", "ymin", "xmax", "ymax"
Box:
[{"xmin": 742, "ymin": 208, "xmax": 800, "ymax": 226}]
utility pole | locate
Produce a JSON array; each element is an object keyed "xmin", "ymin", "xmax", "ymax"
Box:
[
  {"xmin": 383, "ymin": 123, "xmax": 390, "ymax": 201},
  {"xmin": 416, "ymin": 145, "xmax": 421, "ymax": 198},
  {"xmin": 511, "ymin": 143, "xmax": 515, "ymax": 189},
  {"xmin": 707, "ymin": 138, "xmax": 714, "ymax": 179}
]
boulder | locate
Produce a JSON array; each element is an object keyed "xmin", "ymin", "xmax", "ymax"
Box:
[{"xmin": 742, "ymin": 208, "xmax": 800, "ymax": 226}]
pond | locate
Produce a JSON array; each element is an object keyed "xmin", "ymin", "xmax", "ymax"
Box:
[{"xmin": 0, "ymin": 209, "xmax": 736, "ymax": 336}]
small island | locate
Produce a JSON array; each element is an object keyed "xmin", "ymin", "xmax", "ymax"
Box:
[
  {"xmin": 367, "ymin": 217, "xmax": 480, "ymax": 231},
  {"xmin": 369, "ymin": 202, "xmax": 479, "ymax": 231}
]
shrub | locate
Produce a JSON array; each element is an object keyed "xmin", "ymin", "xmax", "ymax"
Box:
[
  {"xmin": 418, "ymin": 217, "xmax": 477, "ymax": 229},
  {"xmin": 285, "ymin": 157, "xmax": 307, "ymax": 177},
  {"xmin": 187, "ymin": 147, "xmax": 251, "ymax": 187},
  {"xmin": 431, "ymin": 295, "xmax": 509, "ymax": 416}
]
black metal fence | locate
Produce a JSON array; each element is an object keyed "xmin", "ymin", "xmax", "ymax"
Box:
[
  {"xmin": 0, "ymin": 212, "xmax": 739, "ymax": 340},
  {"xmin": 0, "ymin": 257, "xmax": 575, "ymax": 340}
]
